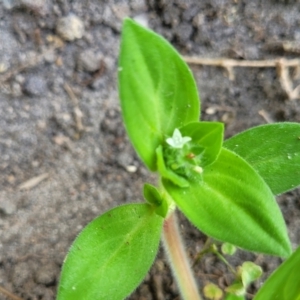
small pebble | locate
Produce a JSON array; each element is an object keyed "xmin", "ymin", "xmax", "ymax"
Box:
[
  {"xmin": 3, "ymin": 0, "xmax": 48, "ymax": 14},
  {"xmin": 0, "ymin": 62, "xmax": 8, "ymax": 73},
  {"xmin": 117, "ymin": 152, "xmax": 133, "ymax": 168},
  {"xmin": 77, "ymin": 49, "xmax": 101, "ymax": 72},
  {"xmin": 35, "ymin": 264, "xmax": 57, "ymax": 285},
  {"xmin": 11, "ymin": 82, "xmax": 22, "ymax": 97},
  {"xmin": 20, "ymin": 0, "xmax": 48, "ymax": 12},
  {"xmin": 2, "ymin": 0, "xmax": 17, "ymax": 9},
  {"xmin": 44, "ymin": 51, "xmax": 56, "ymax": 63},
  {"xmin": 205, "ymin": 107, "xmax": 217, "ymax": 115},
  {"xmin": 130, "ymin": 0, "xmax": 147, "ymax": 13},
  {"xmin": 12, "ymin": 262, "xmax": 31, "ymax": 286},
  {"xmin": 0, "ymin": 199, "xmax": 16, "ymax": 215},
  {"xmin": 126, "ymin": 165, "xmax": 137, "ymax": 173},
  {"xmin": 56, "ymin": 14, "xmax": 84, "ymax": 41},
  {"xmin": 23, "ymin": 75, "xmax": 47, "ymax": 96},
  {"xmin": 133, "ymin": 14, "xmax": 148, "ymax": 28}
]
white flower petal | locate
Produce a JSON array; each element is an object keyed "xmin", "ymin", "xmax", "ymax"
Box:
[
  {"xmin": 166, "ymin": 128, "xmax": 192, "ymax": 149},
  {"xmin": 181, "ymin": 136, "xmax": 192, "ymax": 144},
  {"xmin": 166, "ymin": 137, "xmax": 176, "ymax": 147}
]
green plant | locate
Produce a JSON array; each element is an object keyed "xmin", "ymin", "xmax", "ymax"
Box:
[{"xmin": 57, "ymin": 19, "xmax": 300, "ymax": 300}]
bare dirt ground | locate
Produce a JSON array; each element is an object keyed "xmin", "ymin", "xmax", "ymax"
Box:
[{"xmin": 1, "ymin": 0, "xmax": 300, "ymax": 299}]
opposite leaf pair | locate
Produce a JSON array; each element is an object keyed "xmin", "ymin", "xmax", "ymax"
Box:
[
  {"xmin": 119, "ymin": 19, "xmax": 293, "ymax": 258},
  {"xmin": 57, "ymin": 18, "xmax": 300, "ymax": 300}
]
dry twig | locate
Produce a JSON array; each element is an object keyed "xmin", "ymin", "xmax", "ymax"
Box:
[
  {"xmin": 276, "ymin": 59, "xmax": 300, "ymax": 100},
  {"xmin": 183, "ymin": 56, "xmax": 300, "ymax": 100},
  {"xmin": 19, "ymin": 173, "xmax": 49, "ymax": 191},
  {"xmin": 63, "ymin": 82, "xmax": 85, "ymax": 138},
  {"xmin": 258, "ymin": 109, "xmax": 273, "ymax": 123},
  {"xmin": 264, "ymin": 41, "xmax": 300, "ymax": 55},
  {"xmin": 183, "ymin": 56, "xmax": 300, "ymax": 68},
  {"xmin": 0, "ymin": 286, "xmax": 24, "ymax": 300},
  {"xmin": 0, "ymin": 48, "xmax": 57, "ymax": 83}
]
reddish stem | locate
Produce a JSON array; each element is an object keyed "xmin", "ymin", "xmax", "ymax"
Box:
[{"xmin": 162, "ymin": 210, "xmax": 202, "ymax": 300}]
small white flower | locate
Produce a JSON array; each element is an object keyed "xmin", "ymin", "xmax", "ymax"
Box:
[{"xmin": 166, "ymin": 128, "xmax": 191, "ymax": 149}]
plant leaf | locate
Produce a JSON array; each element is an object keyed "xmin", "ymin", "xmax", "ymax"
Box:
[
  {"xmin": 239, "ymin": 262, "xmax": 262, "ymax": 287},
  {"xmin": 225, "ymin": 282, "xmax": 245, "ymax": 297},
  {"xmin": 162, "ymin": 148, "xmax": 291, "ymax": 257},
  {"xmin": 57, "ymin": 203, "xmax": 163, "ymax": 300},
  {"xmin": 224, "ymin": 122, "xmax": 300, "ymax": 195},
  {"xmin": 225, "ymin": 294, "xmax": 245, "ymax": 300},
  {"xmin": 180, "ymin": 121, "xmax": 224, "ymax": 167},
  {"xmin": 221, "ymin": 243, "xmax": 237, "ymax": 256},
  {"xmin": 254, "ymin": 245, "xmax": 300, "ymax": 300},
  {"xmin": 119, "ymin": 18, "xmax": 200, "ymax": 171},
  {"xmin": 203, "ymin": 283, "xmax": 223, "ymax": 300},
  {"xmin": 143, "ymin": 183, "xmax": 169, "ymax": 217}
]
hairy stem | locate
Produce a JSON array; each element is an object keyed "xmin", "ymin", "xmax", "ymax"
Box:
[{"xmin": 162, "ymin": 210, "xmax": 202, "ymax": 300}]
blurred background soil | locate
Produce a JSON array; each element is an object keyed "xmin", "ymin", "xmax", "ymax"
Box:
[{"xmin": 0, "ymin": 0, "xmax": 300, "ymax": 299}]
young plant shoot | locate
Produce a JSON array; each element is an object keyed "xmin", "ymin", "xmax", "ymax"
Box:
[{"xmin": 57, "ymin": 19, "xmax": 300, "ymax": 300}]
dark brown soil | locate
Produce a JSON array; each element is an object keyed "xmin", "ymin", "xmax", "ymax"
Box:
[{"xmin": 1, "ymin": 1, "xmax": 300, "ymax": 299}]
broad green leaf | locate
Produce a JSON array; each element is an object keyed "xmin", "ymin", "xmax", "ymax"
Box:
[
  {"xmin": 119, "ymin": 18, "xmax": 200, "ymax": 171},
  {"xmin": 224, "ymin": 123, "xmax": 300, "ymax": 195},
  {"xmin": 180, "ymin": 122, "xmax": 224, "ymax": 167},
  {"xmin": 57, "ymin": 203, "xmax": 163, "ymax": 300},
  {"xmin": 162, "ymin": 148, "xmax": 291, "ymax": 257},
  {"xmin": 254, "ymin": 245, "xmax": 300, "ymax": 300}
]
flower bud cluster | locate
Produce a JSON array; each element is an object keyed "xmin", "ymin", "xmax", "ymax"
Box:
[{"xmin": 163, "ymin": 129, "xmax": 204, "ymax": 182}]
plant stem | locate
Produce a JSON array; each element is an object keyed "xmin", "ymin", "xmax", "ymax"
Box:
[{"xmin": 162, "ymin": 210, "xmax": 203, "ymax": 300}]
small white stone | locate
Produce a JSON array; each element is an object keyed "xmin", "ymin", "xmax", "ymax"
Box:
[
  {"xmin": 126, "ymin": 165, "xmax": 137, "ymax": 173},
  {"xmin": 0, "ymin": 198, "xmax": 16, "ymax": 215},
  {"xmin": 205, "ymin": 107, "xmax": 217, "ymax": 115},
  {"xmin": 77, "ymin": 50, "xmax": 101, "ymax": 72},
  {"xmin": 56, "ymin": 14, "xmax": 84, "ymax": 41},
  {"xmin": 0, "ymin": 62, "xmax": 8, "ymax": 73},
  {"xmin": 133, "ymin": 14, "xmax": 149, "ymax": 28}
]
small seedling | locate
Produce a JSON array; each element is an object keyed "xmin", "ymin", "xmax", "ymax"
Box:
[{"xmin": 57, "ymin": 19, "xmax": 300, "ymax": 300}]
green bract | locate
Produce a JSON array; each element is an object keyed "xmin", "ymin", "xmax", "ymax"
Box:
[
  {"xmin": 156, "ymin": 144, "xmax": 190, "ymax": 187},
  {"xmin": 180, "ymin": 122, "xmax": 224, "ymax": 168},
  {"xmin": 57, "ymin": 204, "xmax": 163, "ymax": 300},
  {"xmin": 118, "ymin": 18, "xmax": 200, "ymax": 171},
  {"xmin": 143, "ymin": 183, "xmax": 169, "ymax": 217}
]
